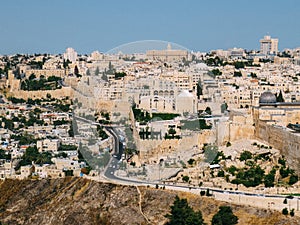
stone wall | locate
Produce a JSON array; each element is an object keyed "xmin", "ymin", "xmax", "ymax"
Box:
[
  {"xmin": 138, "ymin": 130, "xmax": 216, "ymax": 164},
  {"xmin": 216, "ymin": 112, "xmax": 255, "ymax": 146},
  {"xmin": 9, "ymin": 87, "xmax": 73, "ymax": 100},
  {"xmin": 256, "ymin": 120, "xmax": 300, "ymax": 172}
]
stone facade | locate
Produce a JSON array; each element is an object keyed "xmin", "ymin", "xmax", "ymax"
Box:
[
  {"xmin": 255, "ymin": 120, "xmax": 300, "ymax": 172},
  {"xmin": 253, "ymin": 104, "xmax": 300, "ymax": 172},
  {"xmin": 10, "ymin": 87, "xmax": 73, "ymax": 100}
]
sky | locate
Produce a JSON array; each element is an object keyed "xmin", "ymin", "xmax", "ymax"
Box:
[{"xmin": 0, "ymin": 0, "xmax": 300, "ymax": 54}]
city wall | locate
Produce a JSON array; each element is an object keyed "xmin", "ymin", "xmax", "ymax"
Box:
[
  {"xmin": 256, "ymin": 121, "xmax": 300, "ymax": 172},
  {"xmin": 137, "ymin": 130, "xmax": 216, "ymax": 163},
  {"xmin": 217, "ymin": 112, "xmax": 254, "ymax": 146},
  {"xmin": 9, "ymin": 87, "xmax": 73, "ymax": 100}
]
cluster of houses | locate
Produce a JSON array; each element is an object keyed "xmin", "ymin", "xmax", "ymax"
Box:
[{"xmin": 0, "ymin": 101, "xmax": 91, "ymax": 180}]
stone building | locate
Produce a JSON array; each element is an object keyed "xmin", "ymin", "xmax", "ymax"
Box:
[
  {"xmin": 253, "ymin": 91, "xmax": 300, "ymax": 172},
  {"xmin": 146, "ymin": 43, "xmax": 188, "ymax": 62},
  {"xmin": 176, "ymin": 90, "xmax": 195, "ymax": 114}
]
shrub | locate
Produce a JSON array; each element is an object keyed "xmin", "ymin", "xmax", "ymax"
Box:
[
  {"xmin": 280, "ymin": 167, "xmax": 290, "ymax": 178},
  {"xmin": 182, "ymin": 175, "xmax": 190, "ymax": 183},
  {"xmin": 217, "ymin": 170, "xmax": 225, "ymax": 177},
  {"xmin": 187, "ymin": 158, "xmax": 195, "ymax": 165},
  {"xmin": 289, "ymin": 174, "xmax": 298, "ymax": 185},
  {"xmin": 212, "ymin": 206, "xmax": 238, "ymax": 225},
  {"xmin": 239, "ymin": 151, "xmax": 252, "ymax": 161},
  {"xmin": 228, "ymin": 165, "xmax": 237, "ymax": 175},
  {"xmin": 264, "ymin": 169, "xmax": 275, "ymax": 187},
  {"xmin": 278, "ymin": 157, "xmax": 286, "ymax": 167},
  {"xmin": 282, "ymin": 207, "xmax": 288, "ymax": 215},
  {"xmin": 165, "ymin": 196, "xmax": 204, "ymax": 225}
]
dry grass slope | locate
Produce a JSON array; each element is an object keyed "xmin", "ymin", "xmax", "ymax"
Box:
[{"xmin": 0, "ymin": 178, "xmax": 298, "ymax": 225}]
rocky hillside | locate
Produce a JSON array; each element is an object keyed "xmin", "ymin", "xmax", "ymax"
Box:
[{"xmin": 0, "ymin": 178, "xmax": 299, "ymax": 225}]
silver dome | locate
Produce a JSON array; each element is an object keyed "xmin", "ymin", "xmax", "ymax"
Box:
[{"xmin": 259, "ymin": 91, "xmax": 277, "ymax": 104}]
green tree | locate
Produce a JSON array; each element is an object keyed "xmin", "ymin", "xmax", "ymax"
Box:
[
  {"xmin": 101, "ymin": 72, "xmax": 108, "ymax": 81},
  {"xmin": 168, "ymin": 128, "xmax": 176, "ymax": 137},
  {"xmin": 165, "ymin": 196, "xmax": 204, "ymax": 225},
  {"xmin": 28, "ymin": 73, "xmax": 36, "ymax": 80},
  {"xmin": 211, "ymin": 69, "xmax": 222, "ymax": 76},
  {"xmin": 188, "ymin": 158, "xmax": 195, "ymax": 165},
  {"xmin": 280, "ymin": 167, "xmax": 290, "ymax": 178},
  {"xmin": 290, "ymin": 209, "xmax": 295, "ymax": 217},
  {"xmin": 3, "ymin": 119, "xmax": 14, "ymax": 130},
  {"xmin": 196, "ymin": 80, "xmax": 203, "ymax": 99},
  {"xmin": 232, "ymin": 165, "xmax": 265, "ymax": 187},
  {"xmin": 74, "ymin": 65, "xmax": 79, "ymax": 75},
  {"xmin": 68, "ymin": 126, "xmax": 74, "ymax": 137},
  {"xmin": 63, "ymin": 59, "xmax": 71, "ymax": 69},
  {"xmin": 108, "ymin": 61, "xmax": 113, "ymax": 71},
  {"xmin": 35, "ymin": 152, "xmax": 52, "ymax": 165},
  {"xmin": 233, "ymin": 71, "xmax": 242, "ymax": 77},
  {"xmin": 217, "ymin": 170, "xmax": 225, "ymax": 177},
  {"xmin": 15, "ymin": 145, "xmax": 53, "ymax": 170},
  {"xmin": 264, "ymin": 169, "xmax": 275, "ymax": 187},
  {"xmin": 46, "ymin": 93, "xmax": 51, "ymax": 99},
  {"xmin": 0, "ymin": 150, "xmax": 11, "ymax": 160},
  {"xmin": 278, "ymin": 157, "xmax": 286, "ymax": 167},
  {"xmin": 114, "ymin": 72, "xmax": 127, "ymax": 79},
  {"xmin": 277, "ymin": 90, "xmax": 284, "ymax": 102},
  {"xmin": 239, "ymin": 151, "xmax": 252, "ymax": 161},
  {"xmin": 212, "ymin": 206, "xmax": 238, "ymax": 225},
  {"xmin": 182, "ymin": 175, "xmax": 190, "ymax": 183},
  {"xmin": 221, "ymin": 102, "xmax": 228, "ymax": 113},
  {"xmin": 282, "ymin": 207, "xmax": 288, "ymax": 215},
  {"xmin": 289, "ymin": 174, "xmax": 298, "ymax": 185},
  {"xmin": 205, "ymin": 107, "xmax": 212, "ymax": 115},
  {"xmin": 95, "ymin": 67, "xmax": 100, "ymax": 76},
  {"xmin": 233, "ymin": 61, "xmax": 245, "ymax": 69}
]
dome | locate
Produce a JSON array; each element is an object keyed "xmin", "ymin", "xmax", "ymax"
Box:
[
  {"xmin": 259, "ymin": 91, "xmax": 277, "ymax": 104},
  {"xmin": 194, "ymin": 63, "xmax": 208, "ymax": 70},
  {"xmin": 177, "ymin": 90, "xmax": 193, "ymax": 98}
]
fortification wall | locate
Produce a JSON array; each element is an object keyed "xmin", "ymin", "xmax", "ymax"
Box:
[
  {"xmin": 256, "ymin": 121, "xmax": 300, "ymax": 172},
  {"xmin": 10, "ymin": 87, "xmax": 73, "ymax": 100},
  {"xmin": 138, "ymin": 130, "xmax": 215, "ymax": 163}
]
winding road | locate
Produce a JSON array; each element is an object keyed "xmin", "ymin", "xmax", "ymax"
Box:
[{"xmin": 75, "ymin": 114, "xmax": 300, "ymax": 212}]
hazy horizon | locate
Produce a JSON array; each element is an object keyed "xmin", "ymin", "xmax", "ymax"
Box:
[{"xmin": 1, "ymin": 0, "xmax": 300, "ymax": 54}]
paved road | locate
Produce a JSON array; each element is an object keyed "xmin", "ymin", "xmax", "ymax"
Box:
[
  {"xmin": 74, "ymin": 114, "xmax": 300, "ymax": 207},
  {"xmin": 102, "ymin": 126, "xmax": 300, "ymax": 203}
]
